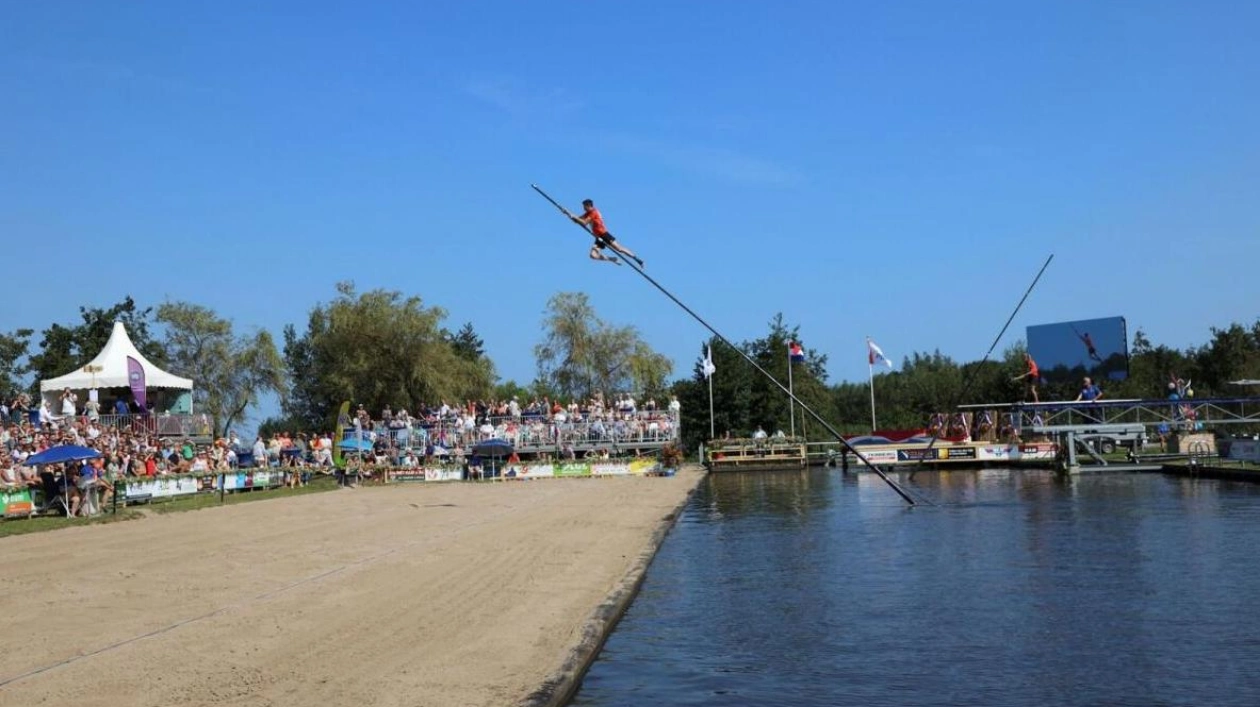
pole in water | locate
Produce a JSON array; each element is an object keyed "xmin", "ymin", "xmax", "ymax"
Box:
[
  {"xmin": 531, "ymin": 184, "xmax": 923, "ymax": 506},
  {"xmin": 917, "ymin": 254, "xmax": 1054, "ymax": 464}
]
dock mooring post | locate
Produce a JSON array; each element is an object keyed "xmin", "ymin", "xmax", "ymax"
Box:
[{"xmin": 1062, "ymin": 431, "xmax": 1080, "ymax": 474}]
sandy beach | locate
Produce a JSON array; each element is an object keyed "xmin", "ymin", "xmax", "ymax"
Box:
[{"xmin": 0, "ymin": 469, "xmax": 703, "ymax": 707}]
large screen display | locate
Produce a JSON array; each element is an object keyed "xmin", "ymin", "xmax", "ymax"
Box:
[{"xmin": 1026, "ymin": 316, "xmax": 1129, "ymax": 384}]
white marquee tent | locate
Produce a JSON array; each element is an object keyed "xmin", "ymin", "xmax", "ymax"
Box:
[{"xmin": 40, "ymin": 321, "xmax": 193, "ymax": 399}]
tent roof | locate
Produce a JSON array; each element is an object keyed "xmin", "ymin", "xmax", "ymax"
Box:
[{"xmin": 40, "ymin": 322, "xmax": 193, "ymax": 392}]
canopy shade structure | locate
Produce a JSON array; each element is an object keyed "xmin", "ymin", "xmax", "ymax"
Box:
[
  {"xmin": 23, "ymin": 445, "xmax": 103, "ymax": 466},
  {"xmin": 39, "ymin": 322, "xmax": 193, "ymax": 393}
]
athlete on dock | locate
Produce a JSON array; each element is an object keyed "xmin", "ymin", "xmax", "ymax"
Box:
[
  {"xmin": 1015, "ymin": 353, "xmax": 1041, "ymax": 402},
  {"xmin": 570, "ymin": 199, "xmax": 644, "ymax": 267}
]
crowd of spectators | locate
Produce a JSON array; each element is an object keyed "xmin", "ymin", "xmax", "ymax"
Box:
[
  {"xmin": 333, "ymin": 394, "xmax": 682, "ymax": 459},
  {"xmin": 1, "ymin": 391, "xmax": 682, "ymax": 515}
]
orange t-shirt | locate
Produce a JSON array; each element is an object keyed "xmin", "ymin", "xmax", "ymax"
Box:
[
  {"xmin": 583, "ymin": 207, "xmax": 608, "ymax": 235},
  {"xmin": 1027, "ymin": 358, "xmax": 1039, "ymax": 377}
]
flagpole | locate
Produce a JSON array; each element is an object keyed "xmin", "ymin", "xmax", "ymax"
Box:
[
  {"xmin": 869, "ymin": 360, "xmax": 877, "ymax": 432},
  {"xmin": 867, "ymin": 337, "xmax": 877, "ymax": 432},
  {"xmin": 707, "ymin": 360, "xmax": 715, "ymax": 440},
  {"xmin": 787, "ymin": 344, "xmax": 796, "ymax": 437}
]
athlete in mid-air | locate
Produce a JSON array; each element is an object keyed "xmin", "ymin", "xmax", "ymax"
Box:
[
  {"xmin": 570, "ymin": 199, "xmax": 644, "ymax": 267},
  {"xmin": 1075, "ymin": 329, "xmax": 1104, "ymax": 362}
]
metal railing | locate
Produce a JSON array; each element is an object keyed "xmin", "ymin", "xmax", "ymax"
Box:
[{"xmin": 339, "ymin": 411, "xmax": 680, "ymax": 453}]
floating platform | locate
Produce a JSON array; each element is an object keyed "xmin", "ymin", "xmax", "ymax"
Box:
[
  {"xmin": 838, "ymin": 439, "xmax": 1058, "ymax": 467},
  {"xmin": 706, "ymin": 439, "xmax": 807, "ymax": 471}
]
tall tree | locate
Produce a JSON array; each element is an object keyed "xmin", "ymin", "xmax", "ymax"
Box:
[
  {"xmin": 445, "ymin": 322, "xmax": 486, "ymax": 360},
  {"xmin": 534, "ymin": 292, "xmax": 672, "ymax": 401},
  {"xmin": 0, "ymin": 329, "xmax": 32, "ymax": 398},
  {"xmin": 283, "ymin": 282, "xmax": 493, "ymax": 428},
  {"xmin": 156, "ymin": 302, "xmax": 286, "ymax": 438}
]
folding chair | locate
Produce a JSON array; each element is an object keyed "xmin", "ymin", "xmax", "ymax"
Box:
[{"xmin": 35, "ymin": 470, "xmax": 70, "ymax": 517}]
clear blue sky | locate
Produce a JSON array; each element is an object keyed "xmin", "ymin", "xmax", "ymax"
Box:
[{"xmin": 4, "ymin": 2, "xmax": 1258, "ymax": 409}]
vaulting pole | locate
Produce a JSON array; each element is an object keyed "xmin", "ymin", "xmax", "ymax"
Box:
[{"xmin": 532, "ymin": 184, "xmax": 922, "ymax": 506}]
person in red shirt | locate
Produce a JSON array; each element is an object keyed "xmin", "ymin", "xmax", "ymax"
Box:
[
  {"xmin": 571, "ymin": 199, "xmax": 644, "ymax": 267},
  {"xmin": 1015, "ymin": 353, "xmax": 1040, "ymax": 402}
]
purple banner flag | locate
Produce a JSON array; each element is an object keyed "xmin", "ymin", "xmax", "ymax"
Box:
[{"xmin": 127, "ymin": 356, "xmax": 147, "ymax": 410}]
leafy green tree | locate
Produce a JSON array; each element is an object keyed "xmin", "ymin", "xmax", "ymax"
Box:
[
  {"xmin": 445, "ymin": 322, "xmax": 486, "ymax": 360},
  {"xmin": 493, "ymin": 379, "xmax": 531, "ymax": 401},
  {"xmin": 1196, "ymin": 323, "xmax": 1260, "ymax": 395},
  {"xmin": 0, "ymin": 329, "xmax": 32, "ymax": 398},
  {"xmin": 283, "ymin": 282, "xmax": 493, "ymax": 428},
  {"xmin": 156, "ymin": 302, "xmax": 286, "ymax": 438},
  {"xmin": 534, "ymin": 292, "xmax": 672, "ymax": 401}
]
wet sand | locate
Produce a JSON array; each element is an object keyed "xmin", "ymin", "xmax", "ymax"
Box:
[{"xmin": 0, "ymin": 469, "xmax": 703, "ymax": 707}]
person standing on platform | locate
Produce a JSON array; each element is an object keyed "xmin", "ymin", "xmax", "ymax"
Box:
[
  {"xmin": 1075, "ymin": 376, "xmax": 1103, "ymax": 422},
  {"xmin": 1015, "ymin": 353, "xmax": 1041, "ymax": 403}
]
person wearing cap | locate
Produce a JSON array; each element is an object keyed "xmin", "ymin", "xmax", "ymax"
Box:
[{"xmin": 570, "ymin": 198, "xmax": 644, "ymax": 267}]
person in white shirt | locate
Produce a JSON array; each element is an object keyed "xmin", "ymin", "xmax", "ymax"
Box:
[
  {"xmin": 60, "ymin": 389, "xmax": 77, "ymax": 418},
  {"xmin": 252, "ymin": 437, "xmax": 267, "ymax": 468}
]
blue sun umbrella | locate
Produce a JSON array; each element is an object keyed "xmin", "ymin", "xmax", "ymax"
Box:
[
  {"xmin": 23, "ymin": 445, "xmax": 102, "ymax": 466},
  {"xmin": 472, "ymin": 438, "xmax": 514, "ymax": 457},
  {"xmin": 338, "ymin": 438, "xmax": 375, "ymax": 452}
]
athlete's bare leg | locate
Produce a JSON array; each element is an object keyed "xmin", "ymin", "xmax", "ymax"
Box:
[
  {"xmin": 608, "ymin": 241, "xmax": 644, "ymax": 267},
  {"xmin": 589, "ymin": 244, "xmax": 621, "ymax": 265}
]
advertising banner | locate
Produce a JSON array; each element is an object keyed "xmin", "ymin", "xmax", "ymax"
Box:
[
  {"xmin": 857, "ymin": 449, "xmax": 899, "ymax": 464},
  {"xmin": 2, "ymin": 488, "xmax": 34, "ymax": 516},
  {"xmin": 122, "ymin": 476, "xmax": 201, "ymax": 500},
  {"xmin": 896, "ymin": 448, "xmax": 942, "ymax": 462},
  {"xmin": 592, "ymin": 462, "xmax": 631, "ymax": 476},
  {"xmin": 126, "ymin": 356, "xmax": 147, "ymax": 410},
  {"xmin": 555, "ymin": 462, "xmax": 592, "ymax": 478},
  {"xmin": 424, "ymin": 467, "xmax": 465, "ymax": 482},
  {"xmin": 1226, "ymin": 440, "xmax": 1260, "ymax": 462},
  {"xmin": 629, "ymin": 460, "xmax": 656, "ymax": 475},
  {"xmin": 941, "ymin": 446, "xmax": 977, "ymax": 460},
  {"xmin": 507, "ymin": 464, "xmax": 554, "ymax": 479}
]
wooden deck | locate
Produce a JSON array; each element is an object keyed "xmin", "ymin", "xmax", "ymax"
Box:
[{"xmin": 706, "ymin": 439, "xmax": 807, "ymax": 471}]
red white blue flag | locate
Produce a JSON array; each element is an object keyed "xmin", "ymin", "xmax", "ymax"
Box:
[{"xmin": 788, "ymin": 342, "xmax": 806, "ymax": 363}]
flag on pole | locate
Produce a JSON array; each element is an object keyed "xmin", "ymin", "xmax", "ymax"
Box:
[
  {"xmin": 868, "ymin": 338, "xmax": 892, "ymax": 368},
  {"xmin": 703, "ymin": 345, "xmax": 716, "ymax": 378},
  {"xmin": 789, "ymin": 341, "xmax": 806, "ymax": 363}
]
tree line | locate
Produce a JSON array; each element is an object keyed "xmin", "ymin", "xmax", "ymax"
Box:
[
  {"xmin": 4, "ymin": 290, "xmax": 1257, "ymax": 449},
  {"xmin": 671, "ymin": 318, "xmax": 1260, "ymax": 451},
  {"xmin": 0, "ymin": 286, "xmax": 673, "ymax": 438}
]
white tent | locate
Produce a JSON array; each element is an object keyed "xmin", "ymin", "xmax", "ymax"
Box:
[{"xmin": 40, "ymin": 322, "xmax": 193, "ymax": 395}]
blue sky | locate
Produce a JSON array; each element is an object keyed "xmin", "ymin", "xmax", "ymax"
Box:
[{"xmin": 4, "ymin": 2, "xmax": 1258, "ymax": 414}]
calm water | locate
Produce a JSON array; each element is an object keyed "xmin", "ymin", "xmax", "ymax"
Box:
[{"xmin": 572, "ymin": 469, "xmax": 1260, "ymax": 707}]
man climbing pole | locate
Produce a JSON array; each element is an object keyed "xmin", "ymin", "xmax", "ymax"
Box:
[{"xmin": 570, "ymin": 198, "xmax": 644, "ymax": 267}]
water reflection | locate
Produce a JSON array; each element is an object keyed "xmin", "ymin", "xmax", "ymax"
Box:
[{"xmin": 573, "ymin": 469, "xmax": 1260, "ymax": 707}]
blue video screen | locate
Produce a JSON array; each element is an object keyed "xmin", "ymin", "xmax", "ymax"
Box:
[{"xmin": 1026, "ymin": 316, "xmax": 1129, "ymax": 383}]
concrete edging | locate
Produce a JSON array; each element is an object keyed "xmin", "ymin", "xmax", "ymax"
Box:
[{"xmin": 519, "ymin": 467, "xmax": 705, "ymax": 707}]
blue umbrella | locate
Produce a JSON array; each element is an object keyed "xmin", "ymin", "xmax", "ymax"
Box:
[
  {"xmin": 472, "ymin": 438, "xmax": 514, "ymax": 457},
  {"xmin": 338, "ymin": 438, "xmax": 374, "ymax": 452},
  {"xmin": 23, "ymin": 445, "xmax": 102, "ymax": 466}
]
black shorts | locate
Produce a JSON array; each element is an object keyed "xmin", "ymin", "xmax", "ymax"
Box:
[{"xmin": 594, "ymin": 232, "xmax": 616, "ymax": 249}]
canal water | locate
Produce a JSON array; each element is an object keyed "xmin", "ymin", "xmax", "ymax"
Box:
[{"xmin": 571, "ymin": 469, "xmax": 1260, "ymax": 706}]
